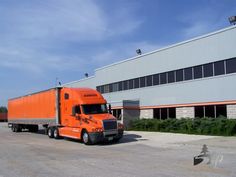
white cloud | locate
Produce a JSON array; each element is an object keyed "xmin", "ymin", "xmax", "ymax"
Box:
[
  {"xmin": 0, "ymin": 0, "xmax": 143, "ymax": 74},
  {"xmin": 0, "ymin": 0, "xmax": 107, "ymax": 41}
]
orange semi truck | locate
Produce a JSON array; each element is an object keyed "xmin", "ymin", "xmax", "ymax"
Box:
[{"xmin": 8, "ymin": 87, "xmax": 124, "ymax": 144}]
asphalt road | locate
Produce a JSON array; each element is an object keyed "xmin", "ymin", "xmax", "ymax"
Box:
[{"xmin": 0, "ymin": 122, "xmax": 236, "ymax": 177}]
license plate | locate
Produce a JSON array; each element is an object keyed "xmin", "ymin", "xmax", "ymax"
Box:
[{"xmin": 108, "ymin": 137, "xmax": 113, "ymax": 141}]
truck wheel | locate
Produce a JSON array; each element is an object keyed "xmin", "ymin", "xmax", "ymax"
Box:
[
  {"xmin": 11, "ymin": 124, "xmax": 16, "ymax": 132},
  {"xmin": 53, "ymin": 128, "xmax": 61, "ymax": 139},
  {"xmin": 12, "ymin": 124, "xmax": 21, "ymax": 132},
  {"xmin": 48, "ymin": 127, "xmax": 54, "ymax": 138},
  {"xmin": 17, "ymin": 125, "xmax": 22, "ymax": 132},
  {"xmin": 82, "ymin": 130, "xmax": 91, "ymax": 145}
]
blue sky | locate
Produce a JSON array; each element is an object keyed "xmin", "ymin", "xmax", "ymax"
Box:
[{"xmin": 0, "ymin": 0, "xmax": 236, "ymax": 106}]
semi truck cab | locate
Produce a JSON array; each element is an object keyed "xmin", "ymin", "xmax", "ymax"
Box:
[{"xmin": 48, "ymin": 87, "xmax": 124, "ymax": 144}]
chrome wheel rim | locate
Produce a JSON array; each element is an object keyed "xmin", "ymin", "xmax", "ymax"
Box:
[
  {"xmin": 83, "ymin": 132, "xmax": 88, "ymax": 143},
  {"xmin": 54, "ymin": 129, "xmax": 57, "ymax": 137},
  {"xmin": 48, "ymin": 129, "xmax": 52, "ymax": 136}
]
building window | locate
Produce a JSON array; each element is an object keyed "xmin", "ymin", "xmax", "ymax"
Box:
[
  {"xmin": 134, "ymin": 78, "xmax": 140, "ymax": 88},
  {"xmin": 123, "ymin": 80, "xmax": 128, "ymax": 90},
  {"xmin": 214, "ymin": 60, "xmax": 225, "ymax": 76},
  {"xmin": 176, "ymin": 69, "xmax": 184, "ymax": 82},
  {"xmin": 153, "ymin": 74, "xmax": 159, "ymax": 85},
  {"xmin": 118, "ymin": 82, "xmax": 123, "ymax": 91},
  {"xmin": 109, "ymin": 84, "xmax": 113, "ymax": 92},
  {"xmin": 216, "ymin": 105, "xmax": 227, "ymax": 118},
  {"xmin": 168, "ymin": 71, "xmax": 175, "ymax": 83},
  {"xmin": 154, "ymin": 108, "xmax": 176, "ymax": 119},
  {"xmin": 140, "ymin": 77, "xmax": 146, "ymax": 88},
  {"xmin": 205, "ymin": 105, "xmax": 215, "ymax": 118},
  {"xmin": 184, "ymin": 67, "xmax": 193, "ymax": 80},
  {"xmin": 146, "ymin": 75, "xmax": 153, "ymax": 86},
  {"xmin": 153, "ymin": 108, "xmax": 160, "ymax": 119},
  {"xmin": 96, "ymin": 86, "xmax": 101, "ymax": 93},
  {"xmin": 168, "ymin": 108, "xmax": 176, "ymax": 118},
  {"xmin": 111, "ymin": 83, "xmax": 118, "ymax": 92},
  {"xmin": 194, "ymin": 65, "xmax": 203, "ymax": 79},
  {"xmin": 160, "ymin": 72, "xmax": 167, "ymax": 84},
  {"xmin": 104, "ymin": 85, "xmax": 110, "ymax": 93},
  {"xmin": 203, "ymin": 63, "xmax": 213, "ymax": 77},
  {"xmin": 100, "ymin": 86, "xmax": 104, "ymax": 93},
  {"xmin": 160, "ymin": 108, "xmax": 168, "ymax": 119},
  {"xmin": 195, "ymin": 106, "xmax": 204, "ymax": 118},
  {"xmin": 128, "ymin": 79, "xmax": 134, "ymax": 89},
  {"xmin": 226, "ymin": 58, "xmax": 236, "ymax": 74}
]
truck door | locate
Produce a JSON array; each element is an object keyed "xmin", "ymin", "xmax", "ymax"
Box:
[
  {"xmin": 60, "ymin": 91, "xmax": 74, "ymax": 127},
  {"xmin": 60, "ymin": 89, "xmax": 81, "ymax": 138}
]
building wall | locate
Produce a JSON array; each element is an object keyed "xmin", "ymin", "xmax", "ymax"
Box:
[
  {"xmin": 140, "ymin": 109, "xmax": 153, "ymax": 119},
  {"xmin": 227, "ymin": 105, "xmax": 236, "ymax": 119},
  {"xmin": 95, "ymin": 26, "xmax": 236, "ymax": 85},
  {"xmin": 64, "ymin": 26, "xmax": 236, "ymax": 120},
  {"xmin": 102, "ymin": 74, "xmax": 236, "ymax": 107},
  {"xmin": 65, "ymin": 76, "xmax": 96, "ymax": 88},
  {"xmin": 176, "ymin": 107, "xmax": 194, "ymax": 119}
]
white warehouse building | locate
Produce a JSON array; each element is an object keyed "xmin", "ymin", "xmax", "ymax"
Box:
[{"xmin": 64, "ymin": 26, "xmax": 236, "ymax": 127}]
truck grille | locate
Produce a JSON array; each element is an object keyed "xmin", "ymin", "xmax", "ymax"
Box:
[{"xmin": 103, "ymin": 119, "xmax": 117, "ymax": 130}]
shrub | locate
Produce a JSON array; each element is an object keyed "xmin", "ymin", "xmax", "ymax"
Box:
[{"xmin": 129, "ymin": 118, "xmax": 236, "ymax": 136}]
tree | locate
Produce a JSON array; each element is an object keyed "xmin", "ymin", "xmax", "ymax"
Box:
[{"xmin": 0, "ymin": 106, "xmax": 8, "ymax": 113}]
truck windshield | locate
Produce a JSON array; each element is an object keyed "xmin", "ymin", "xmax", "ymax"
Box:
[{"xmin": 82, "ymin": 104, "xmax": 108, "ymax": 115}]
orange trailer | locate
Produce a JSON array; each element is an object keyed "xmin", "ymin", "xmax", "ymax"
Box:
[{"xmin": 8, "ymin": 87, "xmax": 124, "ymax": 144}]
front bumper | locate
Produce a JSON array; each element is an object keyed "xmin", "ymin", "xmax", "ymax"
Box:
[{"xmin": 89, "ymin": 129, "xmax": 124, "ymax": 144}]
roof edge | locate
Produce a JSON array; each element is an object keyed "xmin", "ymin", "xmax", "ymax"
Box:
[{"xmin": 62, "ymin": 76, "xmax": 95, "ymax": 86}]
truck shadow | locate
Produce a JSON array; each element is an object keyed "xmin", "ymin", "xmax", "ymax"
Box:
[
  {"xmin": 35, "ymin": 129, "xmax": 147, "ymax": 146},
  {"xmin": 59, "ymin": 133, "xmax": 145, "ymax": 146},
  {"xmin": 98, "ymin": 133, "xmax": 148, "ymax": 146}
]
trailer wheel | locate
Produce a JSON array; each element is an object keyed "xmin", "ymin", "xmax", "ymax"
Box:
[
  {"xmin": 53, "ymin": 128, "xmax": 61, "ymax": 139},
  {"xmin": 11, "ymin": 125, "xmax": 16, "ymax": 132},
  {"xmin": 82, "ymin": 130, "xmax": 91, "ymax": 145},
  {"xmin": 12, "ymin": 124, "xmax": 21, "ymax": 132},
  {"xmin": 48, "ymin": 127, "xmax": 54, "ymax": 138}
]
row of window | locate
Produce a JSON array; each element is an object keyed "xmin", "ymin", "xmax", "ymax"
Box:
[
  {"xmin": 153, "ymin": 107, "xmax": 176, "ymax": 119},
  {"xmin": 195, "ymin": 105, "xmax": 226, "ymax": 118},
  {"xmin": 96, "ymin": 57, "xmax": 236, "ymax": 94},
  {"xmin": 153, "ymin": 105, "xmax": 226, "ymax": 119}
]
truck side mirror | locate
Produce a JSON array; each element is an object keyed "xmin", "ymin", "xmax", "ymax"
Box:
[
  {"xmin": 108, "ymin": 104, "xmax": 112, "ymax": 114},
  {"xmin": 72, "ymin": 105, "xmax": 81, "ymax": 116}
]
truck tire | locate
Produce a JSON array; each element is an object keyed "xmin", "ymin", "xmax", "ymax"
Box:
[
  {"xmin": 12, "ymin": 124, "xmax": 21, "ymax": 132},
  {"xmin": 11, "ymin": 124, "xmax": 16, "ymax": 132},
  {"xmin": 48, "ymin": 127, "xmax": 54, "ymax": 138},
  {"xmin": 53, "ymin": 128, "xmax": 61, "ymax": 139},
  {"xmin": 82, "ymin": 130, "xmax": 91, "ymax": 145}
]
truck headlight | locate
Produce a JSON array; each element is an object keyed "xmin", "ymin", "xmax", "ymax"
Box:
[{"xmin": 92, "ymin": 127, "xmax": 103, "ymax": 132}]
